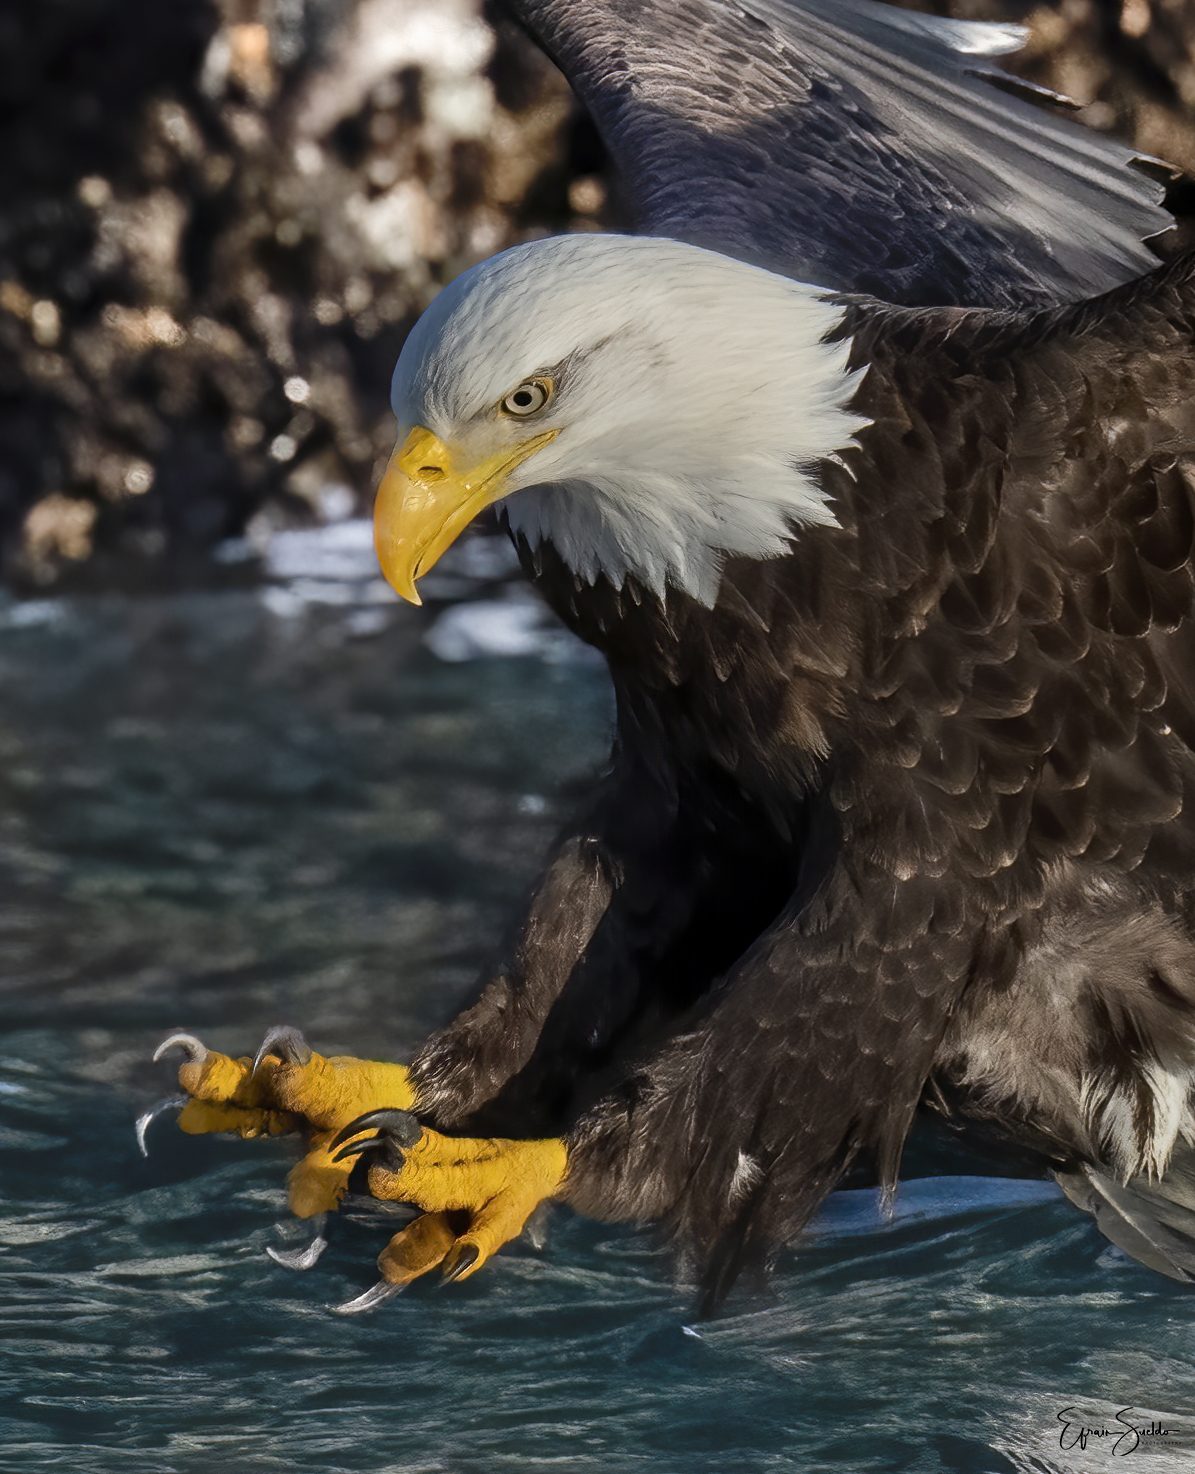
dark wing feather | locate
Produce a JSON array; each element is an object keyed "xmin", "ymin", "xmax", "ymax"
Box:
[
  {"xmin": 1057, "ymin": 1162, "xmax": 1195, "ymax": 1283},
  {"xmin": 844, "ymin": 249, "xmax": 1195, "ymax": 895},
  {"xmin": 867, "ymin": 255, "xmax": 1195, "ymax": 1277},
  {"xmin": 499, "ymin": 0, "xmax": 1173, "ymax": 306}
]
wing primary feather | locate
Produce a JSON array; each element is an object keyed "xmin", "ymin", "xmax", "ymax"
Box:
[{"xmin": 499, "ymin": 0, "xmax": 1175, "ymax": 304}]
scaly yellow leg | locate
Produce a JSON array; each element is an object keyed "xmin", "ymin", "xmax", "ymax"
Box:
[
  {"xmin": 264, "ymin": 1050, "xmax": 416, "ymax": 1129},
  {"xmin": 335, "ymin": 1118, "xmax": 568, "ymax": 1281}
]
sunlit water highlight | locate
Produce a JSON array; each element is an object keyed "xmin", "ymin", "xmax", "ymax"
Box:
[{"xmin": 1, "ymin": 526, "xmax": 1192, "ymax": 1473}]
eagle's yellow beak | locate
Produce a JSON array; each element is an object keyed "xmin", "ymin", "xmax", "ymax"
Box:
[{"xmin": 373, "ymin": 424, "xmax": 557, "ymax": 604}]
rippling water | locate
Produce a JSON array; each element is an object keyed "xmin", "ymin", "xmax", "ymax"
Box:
[{"xmin": 2, "ymin": 525, "xmax": 1193, "ymax": 1473}]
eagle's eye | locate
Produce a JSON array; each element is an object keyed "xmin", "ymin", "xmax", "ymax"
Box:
[{"xmin": 501, "ymin": 378, "xmax": 552, "ymax": 418}]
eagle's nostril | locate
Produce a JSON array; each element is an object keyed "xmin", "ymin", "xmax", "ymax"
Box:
[{"xmin": 418, "ymin": 465, "xmax": 445, "ymax": 481}]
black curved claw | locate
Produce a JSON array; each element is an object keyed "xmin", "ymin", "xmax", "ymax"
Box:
[
  {"xmin": 332, "ymin": 1131, "xmax": 400, "ymax": 1167},
  {"xmin": 440, "ymin": 1243, "xmax": 480, "ymax": 1284},
  {"xmin": 252, "ymin": 1024, "xmax": 313, "ymax": 1075},
  {"xmin": 331, "ymin": 1108, "xmax": 422, "ymax": 1152},
  {"xmin": 330, "ymin": 1108, "xmax": 422, "ymax": 1169}
]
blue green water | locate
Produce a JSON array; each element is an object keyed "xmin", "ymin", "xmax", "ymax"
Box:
[{"xmin": 1, "ymin": 526, "xmax": 1193, "ymax": 1473}]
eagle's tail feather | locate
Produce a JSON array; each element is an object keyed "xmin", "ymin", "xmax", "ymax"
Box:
[{"xmin": 1056, "ymin": 1157, "xmax": 1195, "ymax": 1283}]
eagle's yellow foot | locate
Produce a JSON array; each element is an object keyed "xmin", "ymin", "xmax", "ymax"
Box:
[
  {"xmin": 249, "ymin": 1025, "xmax": 418, "ymax": 1220},
  {"xmin": 140, "ymin": 1026, "xmax": 417, "ymax": 1227},
  {"xmin": 250, "ymin": 1025, "xmax": 417, "ymax": 1131},
  {"xmin": 135, "ymin": 1033, "xmax": 300, "ymax": 1156},
  {"xmin": 332, "ymin": 1110, "xmax": 568, "ymax": 1287},
  {"xmin": 333, "ymin": 1211, "xmax": 462, "ymax": 1314}
]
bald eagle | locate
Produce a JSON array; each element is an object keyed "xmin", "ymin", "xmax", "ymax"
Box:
[{"xmin": 148, "ymin": 0, "xmax": 1195, "ymax": 1313}]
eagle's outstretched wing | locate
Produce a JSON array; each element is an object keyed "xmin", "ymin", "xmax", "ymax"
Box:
[{"xmin": 499, "ymin": 0, "xmax": 1173, "ymax": 306}]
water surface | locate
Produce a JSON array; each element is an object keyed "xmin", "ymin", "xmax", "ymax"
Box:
[{"xmin": 2, "ymin": 526, "xmax": 1193, "ymax": 1473}]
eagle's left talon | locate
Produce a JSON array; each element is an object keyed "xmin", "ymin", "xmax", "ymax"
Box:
[
  {"xmin": 439, "ymin": 1242, "xmax": 480, "ymax": 1284},
  {"xmin": 359, "ymin": 1127, "xmax": 569, "ymax": 1281},
  {"xmin": 330, "ymin": 1279, "xmax": 405, "ymax": 1316},
  {"xmin": 331, "ymin": 1107, "xmax": 422, "ymax": 1167}
]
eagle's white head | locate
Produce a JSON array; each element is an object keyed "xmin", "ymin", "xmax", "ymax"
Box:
[{"xmin": 376, "ymin": 234, "xmax": 868, "ymax": 607}]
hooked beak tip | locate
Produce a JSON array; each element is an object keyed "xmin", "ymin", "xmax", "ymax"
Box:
[
  {"xmin": 374, "ymin": 550, "xmax": 423, "ymax": 606},
  {"xmin": 372, "ymin": 490, "xmax": 425, "ymax": 606}
]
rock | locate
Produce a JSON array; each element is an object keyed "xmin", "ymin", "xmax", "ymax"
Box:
[{"xmin": 0, "ymin": 0, "xmax": 604, "ymax": 588}]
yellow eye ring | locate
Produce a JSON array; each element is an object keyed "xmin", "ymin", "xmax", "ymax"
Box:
[{"xmin": 501, "ymin": 378, "xmax": 553, "ymax": 417}]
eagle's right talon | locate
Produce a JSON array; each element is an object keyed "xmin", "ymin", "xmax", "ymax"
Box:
[
  {"xmin": 140, "ymin": 1030, "xmax": 421, "ymax": 1269},
  {"xmin": 153, "ymin": 1032, "xmax": 208, "ymax": 1065},
  {"xmin": 266, "ymin": 1214, "xmax": 329, "ymax": 1271},
  {"xmin": 331, "ymin": 1132, "xmax": 400, "ymax": 1168},
  {"xmin": 134, "ymin": 1094, "xmax": 187, "ymax": 1157},
  {"xmin": 253, "ymin": 1024, "xmax": 313, "ymax": 1075}
]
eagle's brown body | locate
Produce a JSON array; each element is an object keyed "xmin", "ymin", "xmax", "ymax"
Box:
[
  {"xmin": 137, "ymin": 0, "xmax": 1195, "ymax": 1313},
  {"xmin": 406, "ymin": 256, "xmax": 1195, "ymax": 1303}
]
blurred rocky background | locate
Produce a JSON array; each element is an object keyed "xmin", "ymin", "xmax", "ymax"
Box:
[{"xmin": 2, "ymin": 0, "xmax": 1192, "ymax": 590}]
